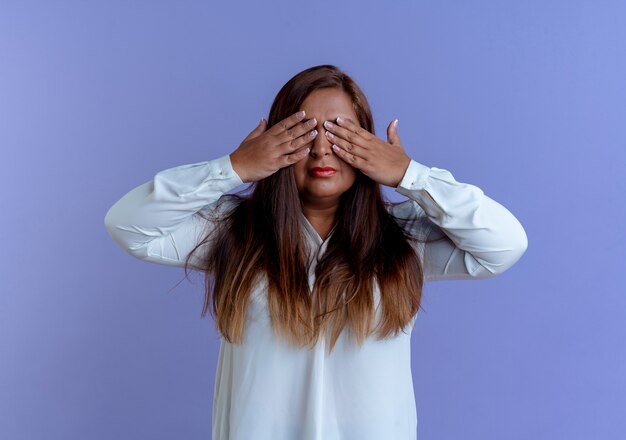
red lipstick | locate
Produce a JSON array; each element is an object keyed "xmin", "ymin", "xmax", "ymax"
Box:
[{"xmin": 309, "ymin": 167, "xmax": 336, "ymax": 177}]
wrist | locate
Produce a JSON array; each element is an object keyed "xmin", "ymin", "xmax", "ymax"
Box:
[
  {"xmin": 393, "ymin": 156, "xmax": 412, "ymax": 187},
  {"xmin": 229, "ymin": 152, "xmax": 248, "ymax": 183}
]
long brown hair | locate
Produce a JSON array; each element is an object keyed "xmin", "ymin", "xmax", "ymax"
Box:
[{"xmin": 184, "ymin": 64, "xmax": 436, "ymax": 353}]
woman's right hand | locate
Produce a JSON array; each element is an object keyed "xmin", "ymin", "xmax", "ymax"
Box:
[{"xmin": 229, "ymin": 111, "xmax": 318, "ymax": 183}]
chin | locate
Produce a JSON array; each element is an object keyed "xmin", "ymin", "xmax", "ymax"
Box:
[{"xmin": 301, "ymin": 188, "xmax": 344, "ymax": 200}]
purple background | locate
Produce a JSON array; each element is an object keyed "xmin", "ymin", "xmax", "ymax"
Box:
[{"xmin": 2, "ymin": 1, "xmax": 625, "ymax": 439}]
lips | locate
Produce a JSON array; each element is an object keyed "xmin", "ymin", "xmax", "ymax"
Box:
[{"xmin": 309, "ymin": 166, "xmax": 336, "ymax": 177}]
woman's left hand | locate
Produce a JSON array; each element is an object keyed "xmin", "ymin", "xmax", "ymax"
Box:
[{"xmin": 324, "ymin": 117, "xmax": 411, "ymax": 187}]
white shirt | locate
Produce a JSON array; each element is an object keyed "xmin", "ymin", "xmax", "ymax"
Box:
[{"xmin": 104, "ymin": 154, "xmax": 528, "ymax": 440}]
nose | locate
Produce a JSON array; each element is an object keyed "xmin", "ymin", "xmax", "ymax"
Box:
[{"xmin": 309, "ymin": 121, "xmax": 333, "ymax": 158}]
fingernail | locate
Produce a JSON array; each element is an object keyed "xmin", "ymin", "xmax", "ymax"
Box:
[
  {"xmin": 297, "ymin": 110, "xmax": 305, "ymax": 119},
  {"xmin": 393, "ymin": 119, "xmax": 399, "ymax": 128}
]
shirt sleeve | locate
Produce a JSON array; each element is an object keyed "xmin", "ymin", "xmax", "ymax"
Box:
[
  {"xmin": 103, "ymin": 154, "xmax": 244, "ymax": 270},
  {"xmin": 390, "ymin": 159, "xmax": 528, "ymax": 282}
]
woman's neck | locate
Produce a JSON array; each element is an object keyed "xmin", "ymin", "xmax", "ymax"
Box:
[{"xmin": 301, "ymin": 203, "xmax": 337, "ymax": 241}]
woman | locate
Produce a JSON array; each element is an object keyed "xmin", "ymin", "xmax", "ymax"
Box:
[{"xmin": 104, "ymin": 64, "xmax": 528, "ymax": 439}]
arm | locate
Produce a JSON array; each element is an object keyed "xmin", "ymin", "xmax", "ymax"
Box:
[
  {"xmin": 103, "ymin": 154, "xmax": 244, "ymax": 269},
  {"xmin": 390, "ymin": 159, "xmax": 528, "ymax": 281}
]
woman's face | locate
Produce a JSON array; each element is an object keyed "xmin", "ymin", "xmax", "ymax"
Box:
[{"xmin": 293, "ymin": 88, "xmax": 359, "ymax": 208}]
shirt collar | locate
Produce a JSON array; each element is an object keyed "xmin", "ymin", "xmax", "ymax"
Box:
[{"xmin": 300, "ymin": 211, "xmax": 336, "ymax": 250}]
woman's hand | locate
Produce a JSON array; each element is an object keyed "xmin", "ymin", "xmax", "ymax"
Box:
[
  {"xmin": 230, "ymin": 111, "xmax": 318, "ymax": 183},
  {"xmin": 324, "ymin": 117, "xmax": 411, "ymax": 187}
]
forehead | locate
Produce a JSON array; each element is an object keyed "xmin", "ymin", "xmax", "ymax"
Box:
[{"xmin": 300, "ymin": 88, "xmax": 356, "ymax": 120}]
